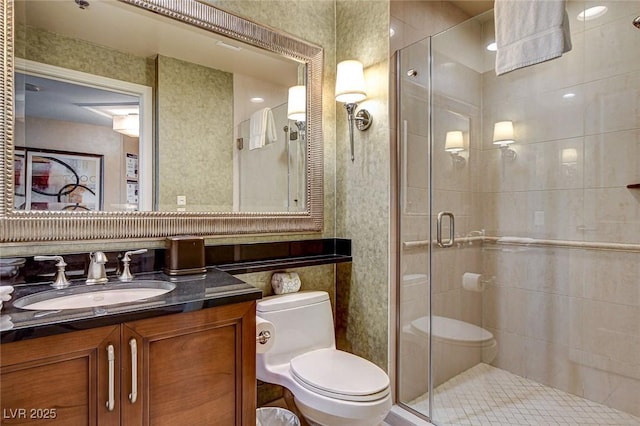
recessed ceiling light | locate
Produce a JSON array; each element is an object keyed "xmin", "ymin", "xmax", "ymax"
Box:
[
  {"xmin": 562, "ymin": 93, "xmax": 576, "ymax": 99},
  {"xmin": 250, "ymin": 97, "xmax": 264, "ymax": 103},
  {"xmin": 486, "ymin": 42, "xmax": 497, "ymax": 52},
  {"xmin": 577, "ymin": 6, "xmax": 607, "ymax": 21},
  {"xmin": 216, "ymin": 40, "xmax": 242, "ymax": 51}
]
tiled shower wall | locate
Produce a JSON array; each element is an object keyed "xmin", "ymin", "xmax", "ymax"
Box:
[
  {"xmin": 481, "ymin": 1, "xmax": 640, "ymax": 417},
  {"xmin": 395, "ymin": 0, "xmax": 640, "ymax": 418}
]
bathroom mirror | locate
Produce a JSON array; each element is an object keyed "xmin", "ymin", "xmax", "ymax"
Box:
[{"xmin": 0, "ymin": 0, "xmax": 324, "ymax": 242}]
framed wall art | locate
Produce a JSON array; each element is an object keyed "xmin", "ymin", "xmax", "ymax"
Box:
[{"xmin": 24, "ymin": 149, "xmax": 103, "ymax": 211}]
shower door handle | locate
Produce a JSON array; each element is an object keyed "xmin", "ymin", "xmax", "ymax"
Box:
[{"xmin": 437, "ymin": 211, "xmax": 455, "ymax": 248}]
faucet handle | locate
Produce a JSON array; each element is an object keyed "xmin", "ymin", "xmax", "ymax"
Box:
[
  {"xmin": 122, "ymin": 249, "xmax": 147, "ymax": 262},
  {"xmin": 34, "ymin": 255, "xmax": 70, "ymax": 289},
  {"xmin": 119, "ymin": 249, "xmax": 148, "ymax": 282},
  {"xmin": 90, "ymin": 251, "xmax": 108, "ymax": 263}
]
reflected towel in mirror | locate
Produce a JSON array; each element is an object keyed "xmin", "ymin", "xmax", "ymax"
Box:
[{"xmin": 250, "ymin": 107, "xmax": 278, "ymax": 150}]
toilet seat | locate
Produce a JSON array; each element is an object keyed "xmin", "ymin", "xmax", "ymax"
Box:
[
  {"xmin": 410, "ymin": 315, "xmax": 494, "ymax": 347},
  {"xmin": 290, "ymin": 348, "xmax": 390, "ymax": 402}
]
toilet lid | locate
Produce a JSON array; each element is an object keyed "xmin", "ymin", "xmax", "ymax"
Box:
[
  {"xmin": 290, "ymin": 349, "xmax": 390, "ymax": 402},
  {"xmin": 410, "ymin": 315, "xmax": 494, "ymax": 345}
]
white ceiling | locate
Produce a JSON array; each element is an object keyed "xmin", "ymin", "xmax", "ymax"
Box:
[
  {"xmin": 15, "ymin": 0, "xmax": 301, "ymax": 128},
  {"xmin": 450, "ymin": 0, "xmax": 494, "ymax": 17},
  {"xmin": 15, "ymin": 0, "xmax": 300, "ymax": 87}
]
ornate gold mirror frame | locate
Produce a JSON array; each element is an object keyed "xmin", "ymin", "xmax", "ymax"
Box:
[{"xmin": 0, "ymin": 0, "xmax": 324, "ymax": 242}]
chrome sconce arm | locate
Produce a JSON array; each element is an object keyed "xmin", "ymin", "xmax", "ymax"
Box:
[
  {"xmin": 344, "ymin": 103, "xmax": 372, "ymax": 162},
  {"xmin": 335, "ymin": 60, "xmax": 373, "ymax": 162}
]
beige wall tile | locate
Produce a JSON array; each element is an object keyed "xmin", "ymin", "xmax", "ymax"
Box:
[
  {"xmin": 584, "ymin": 72, "xmax": 640, "ymax": 135},
  {"xmin": 583, "ymin": 188, "xmax": 640, "ymax": 244},
  {"xmin": 584, "ymin": 129, "xmax": 640, "ymax": 189},
  {"xmin": 487, "ymin": 327, "xmax": 526, "ymax": 376}
]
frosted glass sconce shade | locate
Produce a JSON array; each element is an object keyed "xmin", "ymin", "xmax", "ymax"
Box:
[
  {"xmin": 335, "ymin": 59, "xmax": 372, "ymax": 162},
  {"xmin": 335, "ymin": 60, "xmax": 367, "ymax": 103},
  {"xmin": 287, "ymin": 85, "xmax": 306, "ymax": 121},
  {"xmin": 493, "ymin": 120, "xmax": 516, "ymax": 161},
  {"xmin": 445, "ymin": 131, "xmax": 465, "ymax": 152},
  {"xmin": 113, "ymin": 114, "xmax": 139, "ymax": 137},
  {"xmin": 561, "ymin": 148, "xmax": 578, "ymax": 164},
  {"xmin": 445, "ymin": 130, "xmax": 466, "ymax": 168},
  {"xmin": 493, "ymin": 121, "xmax": 515, "ymax": 146}
]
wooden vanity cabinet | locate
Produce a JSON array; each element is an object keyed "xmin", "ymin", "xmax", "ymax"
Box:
[
  {"xmin": 1, "ymin": 301, "xmax": 257, "ymax": 426},
  {"xmin": 1, "ymin": 325, "xmax": 122, "ymax": 425}
]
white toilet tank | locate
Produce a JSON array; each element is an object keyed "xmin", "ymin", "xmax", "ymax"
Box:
[{"xmin": 257, "ymin": 291, "xmax": 336, "ymax": 366}]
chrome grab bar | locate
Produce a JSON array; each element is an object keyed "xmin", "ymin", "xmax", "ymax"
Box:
[{"xmin": 436, "ymin": 211, "xmax": 455, "ymax": 248}]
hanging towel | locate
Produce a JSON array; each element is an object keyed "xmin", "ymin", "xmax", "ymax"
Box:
[
  {"xmin": 495, "ymin": 0, "xmax": 571, "ymax": 76},
  {"xmin": 249, "ymin": 107, "xmax": 278, "ymax": 150}
]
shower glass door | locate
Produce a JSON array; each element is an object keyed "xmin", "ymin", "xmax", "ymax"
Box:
[
  {"xmin": 396, "ymin": 36, "xmax": 432, "ymax": 419},
  {"xmin": 396, "ymin": 14, "xmax": 485, "ymax": 421},
  {"xmin": 398, "ymin": 1, "xmax": 640, "ymax": 424}
]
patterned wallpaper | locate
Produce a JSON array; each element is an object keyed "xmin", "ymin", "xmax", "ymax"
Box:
[
  {"xmin": 156, "ymin": 55, "xmax": 234, "ymax": 211},
  {"xmin": 17, "ymin": 24, "xmax": 153, "ymax": 87}
]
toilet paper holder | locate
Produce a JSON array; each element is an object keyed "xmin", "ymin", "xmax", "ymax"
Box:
[{"xmin": 257, "ymin": 330, "xmax": 272, "ymax": 345}]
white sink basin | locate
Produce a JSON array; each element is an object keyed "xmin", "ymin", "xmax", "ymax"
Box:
[{"xmin": 14, "ymin": 281, "xmax": 176, "ymax": 310}]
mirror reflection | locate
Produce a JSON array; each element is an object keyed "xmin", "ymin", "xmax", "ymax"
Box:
[{"xmin": 14, "ymin": 0, "xmax": 307, "ymax": 213}]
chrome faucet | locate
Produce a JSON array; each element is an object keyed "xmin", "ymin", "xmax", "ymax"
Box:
[
  {"xmin": 86, "ymin": 251, "xmax": 108, "ymax": 284},
  {"xmin": 34, "ymin": 255, "xmax": 70, "ymax": 289}
]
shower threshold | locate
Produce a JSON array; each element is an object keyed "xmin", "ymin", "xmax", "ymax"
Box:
[{"xmin": 409, "ymin": 363, "xmax": 640, "ymax": 425}]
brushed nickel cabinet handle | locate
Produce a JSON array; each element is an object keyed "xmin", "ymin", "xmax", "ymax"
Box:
[
  {"xmin": 129, "ymin": 338, "xmax": 138, "ymax": 404},
  {"xmin": 106, "ymin": 344, "xmax": 115, "ymax": 412}
]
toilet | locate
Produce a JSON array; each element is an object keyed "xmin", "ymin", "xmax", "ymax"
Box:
[
  {"xmin": 404, "ymin": 315, "xmax": 497, "ymax": 389},
  {"xmin": 256, "ymin": 291, "xmax": 392, "ymax": 426}
]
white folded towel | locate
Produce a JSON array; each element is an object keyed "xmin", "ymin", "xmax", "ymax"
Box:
[
  {"xmin": 0, "ymin": 314, "xmax": 13, "ymax": 331},
  {"xmin": 495, "ymin": 0, "xmax": 572, "ymax": 76},
  {"xmin": 249, "ymin": 107, "xmax": 278, "ymax": 150}
]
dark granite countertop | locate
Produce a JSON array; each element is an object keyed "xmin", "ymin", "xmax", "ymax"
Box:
[{"xmin": 0, "ymin": 268, "xmax": 262, "ymax": 343}]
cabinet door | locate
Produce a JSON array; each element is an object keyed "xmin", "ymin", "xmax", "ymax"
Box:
[
  {"xmin": 1, "ymin": 325, "xmax": 121, "ymax": 426},
  {"xmin": 121, "ymin": 302, "xmax": 256, "ymax": 426}
]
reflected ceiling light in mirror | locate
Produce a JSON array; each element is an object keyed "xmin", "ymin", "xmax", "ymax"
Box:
[
  {"xmin": 445, "ymin": 130, "xmax": 466, "ymax": 168},
  {"xmin": 335, "ymin": 60, "xmax": 372, "ymax": 162},
  {"xmin": 577, "ymin": 5, "xmax": 607, "ymax": 21},
  {"xmin": 216, "ymin": 40, "xmax": 242, "ymax": 51},
  {"xmin": 562, "ymin": 92, "xmax": 576, "ymax": 99},
  {"xmin": 113, "ymin": 114, "xmax": 139, "ymax": 137},
  {"xmin": 486, "ymin": 41, "xmax": 497, "ymax": 51},
  {"xmin": 250, "ymin": 97, "xmax": 265, "ymax": 103},
  {"xmin": 493, "ymin": 120, "xmax": 516, "ymax": 161},
  {"xmin": 389, "ymin": 27, "xmax": 396, "ymax": 37}
]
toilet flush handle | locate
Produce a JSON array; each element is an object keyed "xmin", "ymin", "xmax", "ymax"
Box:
[{"xmin": 257, "ymin": 330, "xmax": 271, "ymax": 345}]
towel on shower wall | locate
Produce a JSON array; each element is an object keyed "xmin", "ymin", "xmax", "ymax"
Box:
[
  {"xmin": 495, "ymin": 0, "xmax": 572, "ymax": 76},
  {"xmin": 249, "ymin": 107, "xmax": 278, "ymax": 150}
]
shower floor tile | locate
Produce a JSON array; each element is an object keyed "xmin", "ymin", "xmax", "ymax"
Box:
[{"xmin": 409, "ymin": 363, "xmax": 640, "ymax": 425}]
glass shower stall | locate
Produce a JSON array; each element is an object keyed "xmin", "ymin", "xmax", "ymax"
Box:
[{"xmin": 396, "ymin": 2, "xmax": 640, "ymax": 424}]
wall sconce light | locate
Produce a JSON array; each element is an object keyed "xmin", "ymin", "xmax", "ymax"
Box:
[
  {"xmin": 113, "ymin": 114, "xmax": 139, "ymax": 137},
  {"xmin": 287, "ymin": 85, "xmax": 306, "ymax": 135},
  {"xmin": 445, "ymin": 130, "xmax": 466, "ymax": 168},
  {"xmin": 335, "ymin": 60, "xmax": 372, "ymax": 162},
  {"xmin": 493, "ymin": 120, "xmax": 516, "ymax": 160}
]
